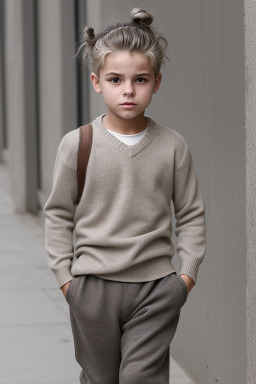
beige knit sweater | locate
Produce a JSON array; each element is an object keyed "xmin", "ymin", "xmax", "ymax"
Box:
[{"xmin": 43, "ymin": 114, "xmax": 206, "ymax": 289}]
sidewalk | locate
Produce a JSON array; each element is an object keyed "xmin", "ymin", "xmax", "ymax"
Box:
[{"xmin": 0, "ymin": 163, "xmax": 194, "ymax": 384}]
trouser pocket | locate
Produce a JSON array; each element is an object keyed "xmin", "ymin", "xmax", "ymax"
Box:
[
  {"xmin": 66, "ymin": 276, "xmax": 80, "ymax": 304},
  {"xmin": 173, "ymin": 273, "xmax": 188, "ymax": 307}
]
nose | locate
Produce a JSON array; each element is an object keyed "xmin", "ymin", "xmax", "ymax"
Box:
[{"xmin": 123, "ymin": 81, "xmax": 135, "ymax": 96}]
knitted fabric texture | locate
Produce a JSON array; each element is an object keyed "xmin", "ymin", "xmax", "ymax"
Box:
[{"xmin": 43, "ymin": 114, "xmax": 206, "ymax": 288}]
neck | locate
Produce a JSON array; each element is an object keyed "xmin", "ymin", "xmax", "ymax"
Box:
[{"xmin": 102, "ymin": 112, "xmax": 148, "ymax": 135}]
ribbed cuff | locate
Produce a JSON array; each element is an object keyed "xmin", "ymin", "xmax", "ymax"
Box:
[
  {"xmin": 54, "ymin": 267, "xmax": 74, "ymax": 289},
  {"xmin": 179, "ymin": 258, "xmax": 202, "ymax": 284}
]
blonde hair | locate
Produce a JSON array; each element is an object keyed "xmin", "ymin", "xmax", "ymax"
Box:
[{"xmin": 75, "ymin": 8, "xmax": 170, "ymax": 78}]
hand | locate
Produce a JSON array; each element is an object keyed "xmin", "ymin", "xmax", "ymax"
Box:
[
  {"xmin": 61, "ymin": 281, "xmax": 71, "ymax": 298},
  {"xmin": 180, "ymin": 274, "xmax": 195, "ymax": 294}
]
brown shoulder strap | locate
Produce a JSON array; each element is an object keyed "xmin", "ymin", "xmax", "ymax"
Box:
[{"xmin": 77, "ymin": 123, "xmax": 93, "ymax": 206}]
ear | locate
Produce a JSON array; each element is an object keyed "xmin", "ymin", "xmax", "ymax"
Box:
[
  {"xmin": 153, "ymin": 73, "xmax": 162, "ymax": 94},
  {"xmin": 90, "ymin": 72, "xmax": 102, "ymax": 94}
]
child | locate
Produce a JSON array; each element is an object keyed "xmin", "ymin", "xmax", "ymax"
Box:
[{"xmin": 43, "ymin": 8, "xmax": 206, "ymax": 384}]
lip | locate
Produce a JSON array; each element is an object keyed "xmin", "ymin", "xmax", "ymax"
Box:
[{"xmin": 121, "ymin": 102, "xmax": 137, "ymax": 109}]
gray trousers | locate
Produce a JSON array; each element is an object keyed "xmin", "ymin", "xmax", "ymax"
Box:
[{"xmin": 66, "ymin": 272, "xmax": 188, "ymax": 384}]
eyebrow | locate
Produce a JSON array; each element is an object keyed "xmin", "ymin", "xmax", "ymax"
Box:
[{"xmin": 105, "ymin": 72, "xmax": 151, "ymax": 77}]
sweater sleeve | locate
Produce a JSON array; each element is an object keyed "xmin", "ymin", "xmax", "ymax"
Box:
[
  {"xmin": 43, "ymin": 141, "xmax": 78, "ymax": 289},
  {"xmin": 172, "ymin": 143, "xmax": 206, "ymax": 284}
]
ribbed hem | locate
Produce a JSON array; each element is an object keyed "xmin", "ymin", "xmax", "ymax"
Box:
[
  {"xmin": 54, "ymin": 267, "xmax": 74, "ymax": 289},
  {"xmin": 93, "ymin": 114, "xmax": 157, "ymax": 158},
  {"xmin": 72, "ymin": 255, "xmax": 176, "ymax": 283}
]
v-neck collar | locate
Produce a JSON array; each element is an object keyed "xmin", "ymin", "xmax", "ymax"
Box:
[{"xmin": 93, "ymin": 113, "xmax": 157, "ymax": 158}]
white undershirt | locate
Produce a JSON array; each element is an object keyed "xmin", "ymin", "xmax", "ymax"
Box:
[{"xmin": 106, "ymin": 126, "xmax": 148, "ymax": 145}]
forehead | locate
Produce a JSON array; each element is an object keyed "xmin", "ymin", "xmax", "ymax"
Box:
[{"xmin": 101, "ymin": 51, "xmax": 155, "ymax": 74}]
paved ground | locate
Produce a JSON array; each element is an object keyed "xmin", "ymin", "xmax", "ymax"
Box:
[{"xmin": 0, "ymin": 163, "xmax": 194, "ymax": 384}]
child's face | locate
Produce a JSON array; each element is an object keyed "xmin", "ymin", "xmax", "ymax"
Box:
[{"xmin": 90, "ymin": 50, "xmax": 162, "ymax": 122}]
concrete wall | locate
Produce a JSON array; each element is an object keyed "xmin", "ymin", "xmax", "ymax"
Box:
[
  {"xmin": 4, "ymin": 0, "xmax": 39, "ymax": 213},
  {"xmin": 4, "ymin": 0, "xmax": 26, "ymax": 211},
  {"xmin": 4, "ymin": 0, "xmax": 43, "ymax": 213},
  {"xmin": 86, "ymin": 1, "xmax": 246, "ymax": 383},
  {"xmin": 245, "ymin": 1, "xmax": 256, "ymax": 383},
  {"xmin": 0, "ymin": 0, "xmax": 4, "ymax": 162},
  {"xmin": 86, "ymin": 0, "xmax": 107, "ymax": 120},
  {"xmin": 37, "ymin": 0, "xmax": 77, "ymax": 206},
  {"xmin": 1, "ymin": 0, "xmax": 88, "ymax": 208}
]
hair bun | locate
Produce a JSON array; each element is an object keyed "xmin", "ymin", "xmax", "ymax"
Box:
[
  {"xmin": 84, "ymin": 26, "xmax": 95, "ymax": 42},
  {"xmin": 130, "ymin": 8, "xmax": 153, "ymax": 26}
]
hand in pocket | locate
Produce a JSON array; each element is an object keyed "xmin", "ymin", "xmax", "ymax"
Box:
[
  {"xmin": 61, "ymin": 281, "xmax": 71, "ymax": 299},
  {"xmin": 180, "ymin": 274, "xmax": 195, "ymax": 294}
]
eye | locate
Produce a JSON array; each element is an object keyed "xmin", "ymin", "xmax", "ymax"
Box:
[
  {"xmin": 136, "ymin": 78, "xmax": 147, "ymax": 83},
  {"xmin": 109, "ymin": 77, "xmax": 120, "ymax": 84}
]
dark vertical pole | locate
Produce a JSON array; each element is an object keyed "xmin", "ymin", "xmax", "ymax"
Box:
[
  {"xmin": 74, "ymin": 0, "xmax": 90, "ymax": 126},
  {"xmin": 74, "ymin": 0, "xmax": 82, "ymax": 126},
  {"xmin": 0, "ymin": 0, "xmax": 7, "ymax": 158},
  {"xmin": 22, "ymin": 0, "xmax": 39, "ymax": 213},
  {"xmin": 33, "ymin": 0, "xmax": 41, "ymax": 192}
]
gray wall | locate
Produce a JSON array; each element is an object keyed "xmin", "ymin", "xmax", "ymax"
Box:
[
  {"xmin": 86, "ymin": 1, "xmax": 246, "ymax": 383},
  {"xmin": 4, "ymin": 0, "xmax": 27, "ymax": 211},
  {"xmin": 4, "ymin": 0, "xmax": 39, "ymax": 213},
  {"xmin": 37, "ymin": 0, "xmax": 78, "ymax": 207},
  {"xmin": 0, "ymin": 0, "xmax": 4, "ymax": 163},
  {"xmin": 245, "ymin": 1, "xmax": 256, "ymax": 383}
]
